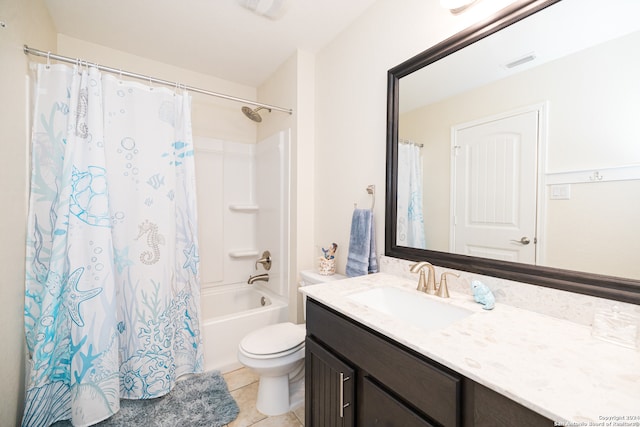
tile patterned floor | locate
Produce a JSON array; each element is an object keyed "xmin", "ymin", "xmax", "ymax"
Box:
[{"xmin": 222, "ymin": 368, "xmax": 304, "ymax": 427}]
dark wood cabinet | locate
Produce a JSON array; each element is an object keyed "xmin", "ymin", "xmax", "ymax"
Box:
[
  {"xmin": 305, "ymin": 298, "xmax": 554, "ymax": 427},
  {"xmin": 361, "ymin": 377, "xmax": 436, "ymax": 427},
  {"xmin": 470, "ymin": 382, "xmax": 552, "ymax": 427},
  {"xmin": 306, "ymin": 338, "xmax": 355, "ymax": 426}
]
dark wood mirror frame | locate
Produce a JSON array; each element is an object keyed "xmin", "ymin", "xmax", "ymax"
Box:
[{"xmin": 385, "ymin": 0, "xmax": 640, "ymax": 305}]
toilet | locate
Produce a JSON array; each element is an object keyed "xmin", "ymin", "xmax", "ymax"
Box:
[{"xmin": 237, "ymin": 270, "xmax": 346, "ymax": 416}]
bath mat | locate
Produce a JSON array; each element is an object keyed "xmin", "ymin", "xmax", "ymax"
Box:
[{"xmin": 53, "ymin": 371, "xmax": 239, "ymax": 427}]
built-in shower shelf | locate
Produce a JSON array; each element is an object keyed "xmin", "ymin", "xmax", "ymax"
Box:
[
  {"xmin": 229, "ymin": 204, "xmax": 259, "ymax": 212},
  {"xmin": 228, "ymin": 250, "xmax": 260, "ymax": 258}
]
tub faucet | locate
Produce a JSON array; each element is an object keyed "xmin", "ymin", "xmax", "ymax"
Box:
[
  {"xmin": 409, "ymin": 262, "xmax": 437, "ymax": 294},
  {"xmin": 248, "ymin": 273, "xmax": 269, "ymax": 284}
]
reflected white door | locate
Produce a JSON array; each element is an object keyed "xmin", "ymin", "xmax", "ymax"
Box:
[{"xmin": 451, "ymin": 110, "xmax": 539, "ymax": 263}]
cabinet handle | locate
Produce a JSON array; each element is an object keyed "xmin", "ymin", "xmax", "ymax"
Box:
[{"xmin": 339, "ymin": 372, "xmax": 350, "ymax": 418}]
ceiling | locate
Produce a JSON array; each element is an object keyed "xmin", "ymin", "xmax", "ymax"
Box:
[
  {"xmin": 399, "ymin": 0, "xmax": 640, "ymax": 113},
  {"xmin": 44, "ymin": 0, "xmax": 378, "ymax": 87}
]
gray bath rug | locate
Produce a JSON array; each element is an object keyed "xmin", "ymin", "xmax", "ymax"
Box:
[{"xmin": 53, "ymin": 371, "xmax": 239, "ymax": 427}]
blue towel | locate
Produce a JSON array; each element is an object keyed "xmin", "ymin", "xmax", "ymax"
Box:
[{"xmin": 345, "ymin": 209, "xmax": 378, "ymax": 277}]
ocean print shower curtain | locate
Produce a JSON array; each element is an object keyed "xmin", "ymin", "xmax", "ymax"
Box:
[
  {"xmin": 397, "ymin": 142, "xmax": 426, "ymax": 249},
  {"xmin": 23, "ymin": 63, "xmax": 203, "ymax": 427}
]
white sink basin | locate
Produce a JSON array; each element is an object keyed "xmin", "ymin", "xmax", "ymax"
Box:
[{"xmin": 347, "ymin": 286, "xmax": 473, "ymax": 332}]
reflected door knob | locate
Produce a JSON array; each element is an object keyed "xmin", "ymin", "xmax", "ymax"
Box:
[{"xmin": 510, "ymin": 237, "xmax": 531, "ymax": 245}]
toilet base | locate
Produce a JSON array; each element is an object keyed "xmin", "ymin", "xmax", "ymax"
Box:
[
  {"xmin": 256, "ymin": 374, "xmax": 288, "ymax": 416},
  {"xmin": 256, "ymin": 373, "xmax": 304, "ymax": 416}
]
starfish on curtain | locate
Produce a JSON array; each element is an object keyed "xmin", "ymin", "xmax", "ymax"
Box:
[
  {"xmin": 64, "ymin": 267, "xmax": 102, "ymax": 327},
  {"xmin": 182, "ymin": 243, "xmax": 199, "ymax": 275}
]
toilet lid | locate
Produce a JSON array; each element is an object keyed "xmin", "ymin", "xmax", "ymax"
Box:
[{"xmin": 240, "ymin": 322, "xmax": 305, "ymax": 356}]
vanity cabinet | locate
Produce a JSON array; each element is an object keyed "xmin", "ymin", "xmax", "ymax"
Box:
[
  {"xmin": 305, "ymin": 298, "xmax": 553, "ymax": 427},
  {"xmin": 306, "ymin": 338, "xmax": 355, "ymax": 426}
]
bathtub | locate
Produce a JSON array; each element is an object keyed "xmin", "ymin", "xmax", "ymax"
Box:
[{"xmin": 201, "ymin": 283, "xmax": 289, "ymax": 373}]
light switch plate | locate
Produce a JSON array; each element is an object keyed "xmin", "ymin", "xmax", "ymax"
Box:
[{"xmin": 550, "ymin": 184, "xmax": 571, "ymax": 200}]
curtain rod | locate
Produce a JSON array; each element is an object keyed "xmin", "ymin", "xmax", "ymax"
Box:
[
  {"xmin": 23, "ymin": 45, "xmax": 293, "ymax": 115},
  {"xmin": 399, "ymin": 138, "xmax": 424, "ymax": 148}
]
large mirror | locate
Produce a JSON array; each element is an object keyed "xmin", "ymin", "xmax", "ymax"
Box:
[{"xmin": 386, "ymin": 0, "xmax": 640, "ymax": 304}]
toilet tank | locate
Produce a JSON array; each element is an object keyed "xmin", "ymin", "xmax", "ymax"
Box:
[{"xmin": 299, "ymin": 270, "xmax": 346, "ymax": 319}]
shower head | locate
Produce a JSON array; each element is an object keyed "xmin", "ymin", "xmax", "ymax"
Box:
[{"xmin": 241, "ymin": 106, "xmax": 271, "ymax": 123}]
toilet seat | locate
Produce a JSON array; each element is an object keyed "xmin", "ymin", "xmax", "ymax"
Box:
[{"xmin": 239, "ymin": 322, "xmax": 305, "ymax": 359}]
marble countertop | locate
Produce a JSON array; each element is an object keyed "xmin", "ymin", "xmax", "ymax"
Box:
[{"xmin": 300, "ymin": 273, "xmax": 640, "ymax": 424}]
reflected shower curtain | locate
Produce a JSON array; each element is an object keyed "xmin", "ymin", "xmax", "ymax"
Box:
[
  {"xmin": 397, "ymin": 142, "xmax": 426, "ymax": 249},
  {"xmin": 23, "ymin": 63, "xmax": 203, "ymax": 427}
]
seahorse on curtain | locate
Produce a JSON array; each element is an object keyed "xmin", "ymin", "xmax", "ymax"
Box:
[{"xmin": 135, "ymin": 219, "xmax": 165, "ymax": 265}]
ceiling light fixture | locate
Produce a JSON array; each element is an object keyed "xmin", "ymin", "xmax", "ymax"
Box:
[
  {"xmin": 504, "ymin": 53, "xmax": 537, "ymax": 69},
  {"xmin": 440, "ymin": 0, "xmax": 479, "ymax": 14},
  {"xmin": 237, "ymin": 0, "xmax": 287, "ymax": 20}
]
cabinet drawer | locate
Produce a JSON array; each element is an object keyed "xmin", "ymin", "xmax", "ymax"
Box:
[
  {"xmin": 361, "ymin": 377, "xmax": 436, "ymax": 427},
  {"xmin": 307, "ymin": 299, "xmax": 461, "ymax": 427}
]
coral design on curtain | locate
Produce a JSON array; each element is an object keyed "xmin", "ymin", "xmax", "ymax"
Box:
[
  {"xmin": 396, "ymin": 142, "xmax": 426, "ymax": 249},
  {"xmin": 23, "ymin": 63, "xmax": 203, "ymax": 427}
]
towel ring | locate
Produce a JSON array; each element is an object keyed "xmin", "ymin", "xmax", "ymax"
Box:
[{"xmin": 354, "ymin": 184, "xmax": 375, "ymax": 210}]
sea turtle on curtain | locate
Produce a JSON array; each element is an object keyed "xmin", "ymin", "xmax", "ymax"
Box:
[{"xmin": 69, "ymin": 165, "xmax": 111, "ymax": 228}]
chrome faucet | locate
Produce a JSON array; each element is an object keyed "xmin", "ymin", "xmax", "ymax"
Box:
[
  {"xmin": 437, "ymin": 272, "xmax": 459, "ymax": 298},
  {"xmin": 409, "ymin": 262, "xmax": 437, "ymax": 294},
  {"xmin": 248, "ymin": 273, "xmax": 269, "ymax": 284}
]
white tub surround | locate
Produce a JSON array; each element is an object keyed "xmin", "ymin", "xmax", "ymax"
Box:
[
  {"xmin": 300, "ymin": 273, "xmax": 640, "ymax": 424},
  {"xmin": 194, "ymin": 131, "xmax": 290, "ymax": 295},
  {"xmin": 195, "ymin": 131, "xmax": 291, "ymax": 372}
]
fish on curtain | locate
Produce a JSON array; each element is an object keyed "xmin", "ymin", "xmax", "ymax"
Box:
[
  {"xmin": 396, "ymin": 141, "xmax": 426, "ymax": 249},
  {"xmin": 23, "ymin": 63, "xmax": 203, "ymax": 427}
]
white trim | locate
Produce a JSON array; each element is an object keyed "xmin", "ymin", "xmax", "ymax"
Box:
[
  {"xmin": 545, "ymin": 164, "xmax": 640, "ymax": 185},
  {"xmin": 535, "ymin": 103, "xmax": 549, "ymax": 267}
]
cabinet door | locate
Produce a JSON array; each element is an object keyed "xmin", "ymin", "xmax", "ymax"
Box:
[
  {"xmin": 361, "ymin": 377, "xmax": 436, "ymax": 427},
  {"xmin": 306, "ymin": 337, "xmax": 355, "ymax": 427},
  {"xmin": 472, "ymin": 382, "xmax": 554, "ymax": 427}
]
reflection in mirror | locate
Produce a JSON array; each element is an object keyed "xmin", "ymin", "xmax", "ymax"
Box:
[{"xmin": 395, "ymin": 0, "xmax": 640, "ymax": 280}]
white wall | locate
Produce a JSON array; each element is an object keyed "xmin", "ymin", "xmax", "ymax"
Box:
[
  {"xmin": 0, "ymin": 0, "xmax": 56, "ymax": 424},
  {"xmin": 314, "ymin": 0, "xmax": 519, "ymax": 275}
]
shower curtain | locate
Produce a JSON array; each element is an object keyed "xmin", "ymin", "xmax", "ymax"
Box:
[
  {"xmin": 397, "ymin": 142, "xmax": 426, "ymax": 249},
  {"xmin": 23, "ymin": 63, "xmax": 203, "ymax": 427}
]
